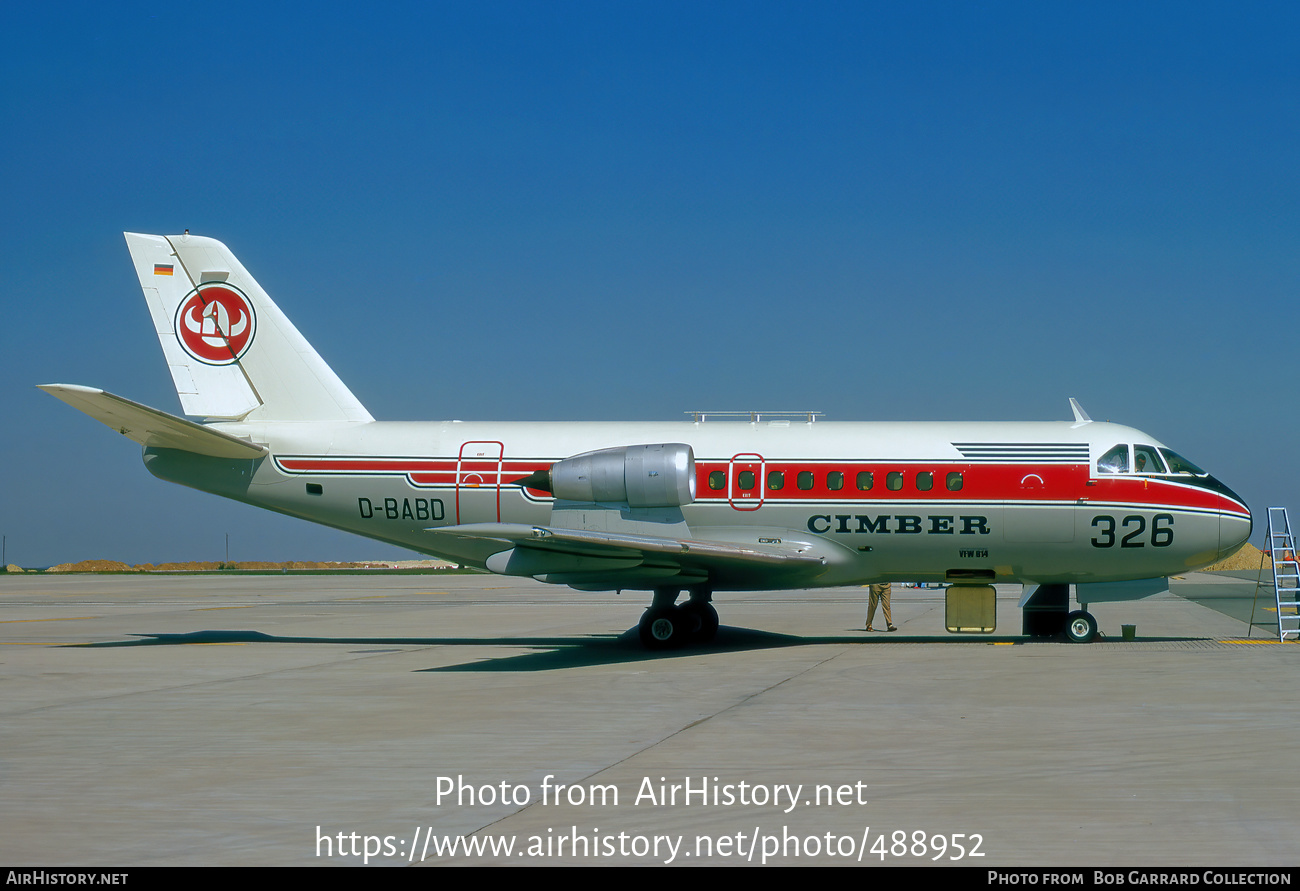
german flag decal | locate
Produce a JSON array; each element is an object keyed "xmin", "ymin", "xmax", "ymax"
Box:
[{"xmin": 154, "ymin": 264, "xmax": 174, "ymax": 275}]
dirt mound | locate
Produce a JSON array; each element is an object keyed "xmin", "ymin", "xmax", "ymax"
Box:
[
  {"xmin": 46, "ymin": 560, "xmax": 137, "ymax": 573},
  {"xmin": 40, "ymin": 558, "xmax": 458, "ymax": 572},
  {"xmin": 135, "ymin": 561, "xmax": 221, "ymax": 571},
  {"xmin": 1204, "ymin": 542, "xmax": 1270, "ymax": 573}
]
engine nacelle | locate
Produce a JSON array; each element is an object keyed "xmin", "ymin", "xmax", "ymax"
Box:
[{"xmin": 551, "ymin": 443, "xmax": 696, "ymax": 507}]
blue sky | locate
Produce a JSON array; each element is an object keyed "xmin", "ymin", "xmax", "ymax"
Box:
[{"xmin": 3, "ymin": 2, "xmax": 1297, "ymax": 566}]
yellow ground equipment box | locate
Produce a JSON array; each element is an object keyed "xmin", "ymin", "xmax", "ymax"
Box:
[{"xmin": 946, "ymin": 585, "xmax": 996, "ymax": 633}]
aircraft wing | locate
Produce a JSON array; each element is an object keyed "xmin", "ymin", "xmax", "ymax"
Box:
[
  {"xmin": 39, "ymin": 385, "xmax": 269, "ymax": 460},
  {"xmin": 429, "ymin": 522, "xmax": 835, "ymax": 588}
]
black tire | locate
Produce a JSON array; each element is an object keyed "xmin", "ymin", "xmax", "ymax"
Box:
[
  {"xmin": 680, "ymin": 601, "xmax": 719, "ymax": 642},
  {"xmin": 1065, "ymin": 610, "xmax": 1098, "ymax": 643},
  {"xmin": 639, "ymin": 606, "xmax": 683, "ymax": 649}
]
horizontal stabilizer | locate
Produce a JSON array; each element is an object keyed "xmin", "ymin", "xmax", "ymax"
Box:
[{"xmin": 38, "ymin": 384, "xmax": 268, "ymax": 459}]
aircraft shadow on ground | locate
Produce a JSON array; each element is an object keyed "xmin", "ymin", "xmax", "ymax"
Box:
[{"xmin": 68, "ymin": 627, "xmax": 1210, "ymax": 671}]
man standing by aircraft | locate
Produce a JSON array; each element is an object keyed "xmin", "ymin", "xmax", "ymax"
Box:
[{"xmin": 866, "ymin": 582, "xmax": 896, "ymax": 632}]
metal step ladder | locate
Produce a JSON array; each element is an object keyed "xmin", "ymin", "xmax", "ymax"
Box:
[{"xmin": 1266, "ymin": 507, "xmax": 1300, "ymax": 641}]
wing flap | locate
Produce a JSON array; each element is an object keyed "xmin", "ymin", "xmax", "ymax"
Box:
[
  {"xmin": 439, "ymin": 523, "xmax": 825, "ymax": 565},
  {"xmin": 433, "ymin": 522, "xmax": 830, "ymax": 586},
  {"xmin": 39, "ymin": 384, "xmax": 268, "ymax": 459}
]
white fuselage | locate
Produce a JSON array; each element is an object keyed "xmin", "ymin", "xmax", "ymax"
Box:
[{"xmin": 159, "ymin": 416, "xmax": 1253, "ymax": 590}]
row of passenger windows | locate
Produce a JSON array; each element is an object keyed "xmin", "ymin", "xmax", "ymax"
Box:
[{"xmin": 706, "ymin": 470, "xmax": 965, "ymax": 493}]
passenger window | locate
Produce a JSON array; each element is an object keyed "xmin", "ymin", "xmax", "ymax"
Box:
[
  {"xmin": 827, "ymin": 471, "xmax": 844, "ymax": 491},
  {"xmin": 708, "ymin": 470, "xmax": 726, "ymax": 491},
  {"xmin": 1097, "ymin": 445, "xmax": 1129, "ymax": 474},
  {"xmin": 738, "ymin": 470, "xmax": 756, "ymax": 490},
  {"xmin": 797, "ymin": 471, "xmax": 814, "ymax": 491},
  {"xmin": 886, "ymin": 471, "xmax": 903, "ymax": 491},
  {"xmin": 856, "ymin": 472, "xmax": 874, "ymax": 491},
  {"xmin": 916, "ymin": 471, "xmax": 933, "ymax": 491},
  {"xmin": 1133, "ymin": 445, "xmax": 1167, "ymax": 474},
  {"xmin": 767, "ymin": 471, "xmax": 785, "ymax": 490},
  {"xmin": 946, "ymin": 472, "xmax": 963, "ymax": 491}
]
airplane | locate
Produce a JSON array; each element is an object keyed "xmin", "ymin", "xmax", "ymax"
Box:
[{"xmin": 41, "ymin": 232, "xmax": 1253, "ymax": 649}]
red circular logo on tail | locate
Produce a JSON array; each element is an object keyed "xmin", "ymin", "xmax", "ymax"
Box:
[{"xmin": 174, "ymin": 284, "xmax": 257, "ymax": 365}]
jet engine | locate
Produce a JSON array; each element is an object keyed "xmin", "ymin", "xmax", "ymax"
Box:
[{"xmin": 549, "ymin": 443, "xmax": 696, "ymax": 507}]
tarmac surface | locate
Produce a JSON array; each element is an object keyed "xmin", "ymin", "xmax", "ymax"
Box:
[{"xmin": 0, "ymin": 570, "xmax": 1293, "ymax": 867}]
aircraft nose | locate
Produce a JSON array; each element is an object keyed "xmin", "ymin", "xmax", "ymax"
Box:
[{"xmin": 1216, "ymin": 480, "xmax": 1252, "ymax": 559}]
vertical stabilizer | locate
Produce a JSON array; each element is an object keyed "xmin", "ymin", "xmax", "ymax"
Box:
[{"xmin": 125, "ymin": 233, "xmax": 373, "ymax": 423}]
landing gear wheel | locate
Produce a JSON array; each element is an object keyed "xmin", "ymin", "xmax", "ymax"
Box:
[
  {"xmin": 1065, "ymin": 610, "xmax": 1098, "ymax": 643},
  {"xmin": 639, "ymin": 606, "xmax": 684, "ymax": 650},
  {"xmin": 679, "ymin": 601, "xmax": 719, "ymax": 643}
]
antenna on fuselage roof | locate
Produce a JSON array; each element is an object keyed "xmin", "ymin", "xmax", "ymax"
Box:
[
  {"xmin": 1069, "ymin": 398, "xmax": 1092, "ymax": 427},
  {"xmin": 686, "ymin": 410, "xmax": 823, "ymax": 423}
]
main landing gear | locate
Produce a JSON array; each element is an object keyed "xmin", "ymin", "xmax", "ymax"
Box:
[{"xmin": 638, "ymin": 586, "xmax": 719, "ymax": 650}]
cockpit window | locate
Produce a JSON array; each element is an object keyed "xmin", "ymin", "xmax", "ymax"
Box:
[
  {"xmin": 1097, "ymin": 444, "xmax": 1129, "ymax": 474},
  {"xmin": 1133, "ymin": 445, "xmax": 1167, "ymax": 474},
  {"xmin": 1088, "ymin": 441, "xmax": 1232, "ymax": 497},
  {"xmin": 1159, "ymin": 448, "xmax": 1207, "ymax": 476},
  {"xmin": 1098, "ymin": 443, "xmax": 1205, "ymax": 477}
]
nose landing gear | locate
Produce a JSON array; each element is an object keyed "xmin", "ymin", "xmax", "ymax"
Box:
[
  {"xmin": 1065, "ymin": 610, "xmax": 1099, "ymax": 643},
  {"xmin": 1022, "ymin": 583, "xmax": 1100, "ymax": 642}
]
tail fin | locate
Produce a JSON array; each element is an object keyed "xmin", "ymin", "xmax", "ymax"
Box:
[{"xmin": 125, "ymin": 232, "xmax": 373, "ymax": 423}]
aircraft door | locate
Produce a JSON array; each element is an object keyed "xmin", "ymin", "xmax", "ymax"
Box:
[
  {"xmin": 456, "ymin": 441, "xmax": 504, "ymax": 523},
  {"xmin": 728, "ymin": 453, "xmax": 765, "ymax": 511}
]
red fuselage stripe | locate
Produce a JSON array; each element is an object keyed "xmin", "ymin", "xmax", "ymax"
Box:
[{"xmin": 273, "ymin": 456, "xmax": 1248, "ymax": 517}]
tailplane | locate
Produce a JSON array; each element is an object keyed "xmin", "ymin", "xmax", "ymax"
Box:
[{"xmin": 124, "ymin": 233, "xmax": 372, "ymax": 422}]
